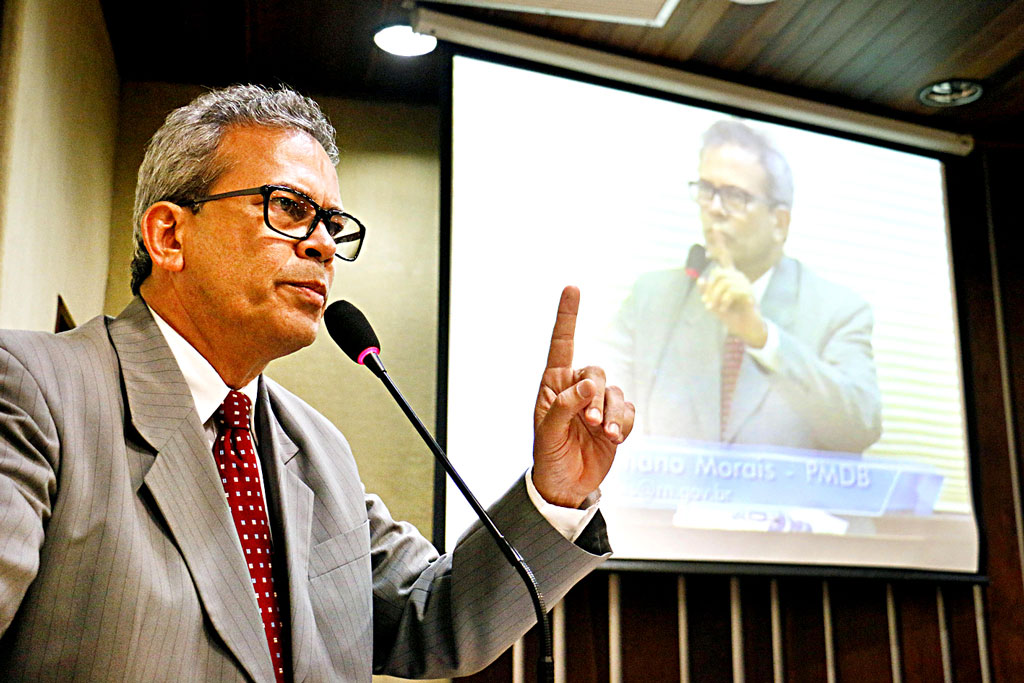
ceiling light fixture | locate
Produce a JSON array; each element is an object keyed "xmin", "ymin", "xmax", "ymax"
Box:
[
  {"xmin": 917, "ymin": 79, "xmax": 983, "ymax": 108},
  {"xmin": 374, "ymin": 24, "xmax": 438, "ymax": 57}
]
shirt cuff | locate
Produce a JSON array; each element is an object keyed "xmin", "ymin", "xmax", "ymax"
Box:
[
  {"xmin": 525, "ymin": 467, "xmax": 601, "ymax": 543},
  {"xmin": 746, "ymin": 319, "xmax": 781, "ymax": 372}
]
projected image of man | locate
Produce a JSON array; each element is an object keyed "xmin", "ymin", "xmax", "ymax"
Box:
[{"xmin": 607, "ymin": 119, "xmax": 882, "ymax": 455}]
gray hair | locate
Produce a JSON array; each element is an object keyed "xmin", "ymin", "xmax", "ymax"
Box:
[
  {"xmin": 129, "ymin": 84, "xmax": 339, "ymax": 294},
  {"xmin": 700, "ymin": 119, "xmax": 794, "ymax": 209}
]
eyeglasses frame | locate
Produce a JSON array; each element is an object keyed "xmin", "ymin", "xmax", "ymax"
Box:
[
  {"xmin": 687, "ymin": 179, "xmax": 778, "ymax": 215},
  {"xmin": 181, "ymin": 184, "xmax": 366, "ymax": 262}
]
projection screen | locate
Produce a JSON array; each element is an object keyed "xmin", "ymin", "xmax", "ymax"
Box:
[{"xmin": 442, "ymin": 54, "xmax": 978, "ymax": 574}]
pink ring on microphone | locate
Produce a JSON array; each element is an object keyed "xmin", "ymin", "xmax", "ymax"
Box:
[{"xmin": 357, "ymin": 347, "xmax": 380, "ymax": 365}]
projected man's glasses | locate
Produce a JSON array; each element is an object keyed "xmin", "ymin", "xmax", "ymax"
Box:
[
  {"xmin": 688, "ymin": 179, "xmax": 771, "ymax": 215},
  {"xmin": 184, "ymin": 184, "xmax": 366, "ymax": 261}
]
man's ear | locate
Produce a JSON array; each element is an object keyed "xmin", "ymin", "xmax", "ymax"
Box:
[
  {"xmin": 773, "ymin": 206, "xmax": 791, "ymax": 244},
  {"xmin": 140, "ymin": 201, "xmax": 189, "ymax": 273}
]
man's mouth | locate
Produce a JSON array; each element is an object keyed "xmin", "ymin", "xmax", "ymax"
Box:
[{"xmin": 283, "ymin": 280, "xmax": 328, "ymax": 307}]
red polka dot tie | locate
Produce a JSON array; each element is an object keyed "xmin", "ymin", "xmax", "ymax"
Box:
[
  {"xmin": 720, "ymin": 335, "xmax": 745, "ymax": 440},
  {"xmin": 214, "ymin": 390, "xmax": 288, "ymax": 683}
]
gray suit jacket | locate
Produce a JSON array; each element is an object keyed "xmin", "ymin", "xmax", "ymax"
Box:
[
  {"xmin": 0, "ymin": 298, "xmax": 609, "ymax": 681},
  {"xmin": 605, "ymin": 256, "xmax": 882, "ymax": 453}
]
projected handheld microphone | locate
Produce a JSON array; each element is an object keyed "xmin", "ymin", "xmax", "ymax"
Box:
[
  {"xmin": 324, "ymin": 300, "xmax": 555, "ymax": 683},
  {"xmin": 684, "ymin": 242, "xmax": 709, "ymax": 280}
]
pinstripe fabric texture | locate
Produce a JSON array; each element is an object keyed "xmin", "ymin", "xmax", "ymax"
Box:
[{"xmin": 0, "ymin": 297, "xmax": 610, "ymax": 681}]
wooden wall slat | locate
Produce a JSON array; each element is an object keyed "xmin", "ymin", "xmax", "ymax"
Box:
[
  {"xmin": 778, "ymin": 578, "xmax": 828, "ymax": 682},
  {"xmin": 892, "ymin": 582, "xmax": 945, "ymax": 682},
  {"xmin": 977, "ymin": 146, "xmax": 1024, "ymax": 683},
  {"xmin": 619, "ymin": 572, "xmax": 680, "ymax": 682},
  {"xmin": 829, "ymin": 579, "xmax": 893, "ymax": 682},
  {"xmin": 520, "ymin": 622, "xmax": 542, "ymax": 683},
  {"xmin": 740, "ymin": 576, "xmax": 775, "ymax": 683},
  {"xmin": 684, "ymin": 574, "xmax": 733, "ymax": 683},
  {"xmin": 566, "ymin": 572, "xmax": 611, "ymax": 683},
  {"xmin": 943, "ymin": 585, "xmax": 983, "ymax": 683}
]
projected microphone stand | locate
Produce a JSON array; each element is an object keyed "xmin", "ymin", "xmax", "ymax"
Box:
[{"xmin": 362, "ymin": 352, "xmax": 556, "ymax": 683}]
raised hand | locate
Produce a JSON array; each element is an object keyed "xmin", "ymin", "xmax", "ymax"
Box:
[
  {"xmin": 698, "ymin": 232, "xmax": 768, "ymax": 348},
  {"xmin": 532, "ymin": 286, "xmax": 635, "ymax": 508}
]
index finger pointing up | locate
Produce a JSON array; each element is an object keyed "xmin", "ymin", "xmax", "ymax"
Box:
[{"xmin": 546, "ymin": 286, "xmax": 580, "ymax": 369}]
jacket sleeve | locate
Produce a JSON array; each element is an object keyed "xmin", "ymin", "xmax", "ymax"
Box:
[
  {"xmin": 0, "ymin": 339, "xmax": 59, "ymax": 636},
  {"xmin": 369, "ymin": 475, "xmax": 610, "ymax": 678}
]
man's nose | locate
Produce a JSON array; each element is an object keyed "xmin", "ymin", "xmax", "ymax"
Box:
[
  {"xmin": 297, "ymin": 220, "xmax": 337, "ymax": 262},
  {"xmin": 708, "ymin": 190, "xmax": 728, "ymax": 215}
]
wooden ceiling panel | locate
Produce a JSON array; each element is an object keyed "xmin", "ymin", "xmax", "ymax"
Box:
[
  {"xmin": 915, "ymin": 3, "xmax": 1024, "ymax": 96},
  {"xmin": 688, "ymin": 3, "xmax": 780, "ymax": 66},
  {"xmin": 717, "ymin": 0, "xmax": 808, "ymax": 72},
  {"xmin": 822, "ymin": 3, "xmax": 946, "ymax": 106},
  {"xmin": 629, "ymin": 1, "xmax": 694, "ymax": 56},
  {"xmin": 795, "ymin": 0, "xmax": 911, "ymax": 91},
  {"xmin": 745, "ymin": 0, "xmax": 845, "ymax": 80},
  {"xmin": 990, "ymin": 68, "xmax": 1024, "ymax": 126},
  {"xmin": 100, "ymin": 0, "xmax": 1024, "ymax": 140},
  {"xmin": 757, "ymin": 0, "xmax": 892, "ymax": 85},
  {"xmin": 658, "ymin": 0, "xmax": 733, "ymax": 63},
  {"xmin": 858, "ymin": 3, "xmax": 1011, "ymax": 104},
  {"xmin": 586, "ymin": 20, "xmax": 644, "ymax": 55}
]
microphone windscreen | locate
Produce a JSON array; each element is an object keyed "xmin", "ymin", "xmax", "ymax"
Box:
[
  {"xmin": 684, "ymin": 243, "xmax": 709, "ymax": 279},
  {"xmin": 324, "ymin": 300, "xmax": 380, "ymax": 364}
]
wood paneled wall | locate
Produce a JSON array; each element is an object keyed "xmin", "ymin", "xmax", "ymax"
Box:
[{"xmin": 458, "ymin": 146, "xmax": 1024, "ymax": 682}]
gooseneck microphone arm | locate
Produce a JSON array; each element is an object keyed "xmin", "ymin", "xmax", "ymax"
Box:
[{"xmin": 324, "ymin": 302, "xmax": 555, "ymax": 683}]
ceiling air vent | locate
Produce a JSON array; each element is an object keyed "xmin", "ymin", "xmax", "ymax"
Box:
[{"xmin": 425, "ymin": 0, "xmax": 682, "ymax": 27}]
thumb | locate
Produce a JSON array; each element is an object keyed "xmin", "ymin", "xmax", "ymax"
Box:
[{"xmin": 539, "ymin": 379, "xmax": 594, "ymax": 431}]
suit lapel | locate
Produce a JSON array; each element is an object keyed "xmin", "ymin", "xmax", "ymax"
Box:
[
  {"xmin": 642, "ymin": 270, "xmax": 720, "ymax": 440},
  {"xmin": 663, "ymin": 280, "xmax": 720, "ymax": 440},
  {"xmin": 677, "ymin": 283, "xmax": 722, "ymax": 440},
  {"xmin": 255, "ymin": 379, "xmax": 316, "ymax": 682},
  {"xmin": 108, "ymin": 298, "xmax": 276, "ymax": 683},
  {"xmin": 725, "ymin": 258, "xmax": 798, "ymax": 441}
]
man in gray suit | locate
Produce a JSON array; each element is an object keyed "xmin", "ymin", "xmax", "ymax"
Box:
[
  {"xmin": 0, "ymin": 85, "xmax": 633, "ymax": 681},
  {"xmin": 607, "ymin": 119, "xmax": 880, "ymax": 454}
]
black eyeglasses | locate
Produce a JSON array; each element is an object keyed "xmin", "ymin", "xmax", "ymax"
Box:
[
  {"xmin": 183, "ymin": 184, "xmax": 366, "ymax": 261},
  {"xmin": 688, "ymin": 180, "xmax": 773, "ymax": 215}
]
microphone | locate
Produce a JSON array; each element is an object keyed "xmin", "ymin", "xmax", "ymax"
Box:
[
  {"xmin": 684, "ymin": 243, "xmax": 709, "ymax": 280},
  {"xmin": 325, "ymin": 300, "xmax": 385, "ymax": 378},
  {"xmin": 323, "ymin": 301, "xmax": 556, "ymax": 683}
]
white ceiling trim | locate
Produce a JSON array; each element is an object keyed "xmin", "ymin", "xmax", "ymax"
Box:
[
  {"xmin": 422, "ymin": 0, "xmax": 682, "ymax": 27},
  {"xmin": 412, "ymin": 7, "xmax": 974, "ymax": 156}
]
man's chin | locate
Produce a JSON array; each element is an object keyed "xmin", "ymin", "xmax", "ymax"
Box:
[{"xmin": 265, "ymin": 316, "xmax": 321, "ymax": 359}]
